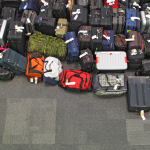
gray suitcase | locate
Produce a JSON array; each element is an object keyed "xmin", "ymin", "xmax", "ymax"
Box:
[
  {"xmin": 113, "ymin": 8, "xmax": 125, "ymax": 34},
  {"xmin": 140, "ymin": 11, "xmax": 150, "ymax": 34},
  {"xmin": 21, "ymin": 10, "xmax": 37, "ymax": 36}
]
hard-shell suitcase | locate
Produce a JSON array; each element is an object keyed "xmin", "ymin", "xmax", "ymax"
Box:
[
  {"xmin": 102, "ymin": 30, "xmax": 115, "ymax": 51},
  {"xmin": 119, "ymin": 0, "xmax": 128, "ymax": 8},
  {"xmin": 100, "ymin": 6, "xmax": 113, "ymax": 30},
  {"xmin": 142, "ymin": 34, "xmax": 150, "ymax": 58},
  {"xmin": 96, "ymin": 51, "xmax": 127, "ymax": 72},
  {"xmin": 69, "ymin": 5, "xmax": 88, "ymax": 34},
  {"xmin": 91, "ymin": 27, "xmax": 103, "ymax": 53},
  {"xmin": 35, "ymin": 16, "xmax": 56, "ymax": 36},
  {"xmin": 89, "ymin": 9, "xmax": 101, "ymax": 27},
  {"xmin": 125, "ymin": 9, "xmax": 140, "ymax": 37},
  {"xmin": 77, "ymin": 25, "xmax": 91, "ymax": 50},
  {"xmin": 0, "ymin": 48, "xmax": 27, "ymax": 74},
  {"xmin": 79, "ymin": 48, "xmax": 94, "ymax": 73},
  {"xmin": 140, "ymin": 11, "xmax": 150, "ymax": 34},
  {"xmin": 1, "ymin": 0, "xmax": 21, "ymax": 8},
  {"xmin": 112, "ymin": 8, "xmax": 125, "ymax": 34},
  {"xmin": 76, "ymin": 0, "xmax": 88, "ymax": 8},
  {"xmin": 7, "ymin": 21, "xmax": 26, "ymax": 56},
  {"xmin": 104, "ymin": 0, "xmax": 119, "ymax": 8},
  {"xmin": 91, "ymin": 0, "xmax": 103, "ymax": 9},
  {"xmin": 141, "ymin": 3, "xmax": 150, "ymax": 11},
  {"xmin": 39, "ymin": 7, "xmax": 53, "ymax": 18},
  {"xmin": 127, "ymin": 76, "xmax": 150, "ymax": 112},
  {"xmin": 21, "ymin": 10, "xmax": 37, "ymax": 36},
  {"xmin": 55, "ymin": 18, "xmax": 68, "ymax": 39}
]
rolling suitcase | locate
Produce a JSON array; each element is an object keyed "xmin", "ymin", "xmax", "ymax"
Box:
[
  {"xmin": 0, "ymin": 66, "xmax": 14, "ymax": 80},
  {"xmin": 119, "ymin": 0, "xmax": 128, "ymax": 8},
  {"xmin": 100, "ymin": 6, "xmax": 113, "ymax": 30},
  {"xmin": 142, "ymin": 34, "xmax": 150, "ymax": 58},
  {"xmin": 141, "ymin": 3, "xmax": 150, "ymax": 11},
  {"xmin": 96, "ymin": 51, "xmax": 127, "ymax": 72},
  {"xmin": 127, "ymin": 76, "xmax": 150, "ymax": 112},
  {"xmin": 1, "ymin": 0, "xmax": 21, "ymax": 8},
  {"xmin": 104, "ymin": 0, "xmax": 119, "ymax": 9},
  {"xmin": 39, "ymin": 7, "xmax": 53, "ymax": 18},
  {"xmin": 76, "ymin": 0, "xmax": 88, "ymax": 8},
  {"xmin": 91, "ymin": 0, "xmax": 103, "ymax": 9},
  {"xmin": 77, "ymin": 26, "xmax": 91, "ymax": 50}
]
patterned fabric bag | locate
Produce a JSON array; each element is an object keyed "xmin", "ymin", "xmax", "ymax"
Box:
[{"xmin": 92, "ymin": 73, "xmax": 127, "ymax": 97}]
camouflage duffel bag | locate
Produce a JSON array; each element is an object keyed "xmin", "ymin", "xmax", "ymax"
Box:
[{"xmin": 27, "ymin": 31, "xmax": 67, "ymax": 60}]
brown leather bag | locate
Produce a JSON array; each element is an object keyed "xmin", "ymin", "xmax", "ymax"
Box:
[{"xmin": 114, "ymin": 34, "xmax": 127, "ymax": 51}]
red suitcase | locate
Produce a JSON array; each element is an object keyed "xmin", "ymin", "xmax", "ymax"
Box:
[{"xmin": 104, "ymin": 0, "xmax": 118, "ymax": 8}]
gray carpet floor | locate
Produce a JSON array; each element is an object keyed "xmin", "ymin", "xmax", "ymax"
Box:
[{"xmin": 0, "ymin": 61, "xmax": 150, "ymax": 150}]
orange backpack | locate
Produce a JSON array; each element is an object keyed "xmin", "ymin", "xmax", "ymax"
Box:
[{"xmin": 26, "ymin": 53, "xmax": 44, "ymax": 83}]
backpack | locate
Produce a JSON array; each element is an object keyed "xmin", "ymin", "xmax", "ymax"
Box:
[{"xmin": 43, "ymin": 56, "xmax": 63, "ymax": 85}]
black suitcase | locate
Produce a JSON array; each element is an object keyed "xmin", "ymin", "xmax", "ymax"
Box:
[
  {"xmin": 100, "ymin": 6, "xmax": 113, "ymax": 30},
  {"xmin": 76, "ymin": 0, "xmax": 88, "ymax": 8},
  {"xmin": 35, "ymin": 16, "xmax": 56, "ymax": 36},
  {"xmin": 127, "ymin": 76, "xmax": 150, "ymax": 112},
  {"xmin": 91, "ymin": 0, "xmax": 103, "ymax": 10},
  {"xmin": 89, "ymin": 9, "xmax": 100, "ymax": 27},
  {"xmin": 7, "ymin": 21, "xmax": 26, "ymax": 56},
  {"xmin": 39, "ymin": 7, "xmax": 53, "ymax": 18},
  {"xmin": 91, "ymin": 27, "xmax": 103, "ymax": 53},
  {"xmin": 1, "ymin": 0, "xmax": 21, "ymax": 8},
  {"xmin": 119, "ymin": 0, "xmax": 128, "ymax": 8},
  {"xmin": 141, "ymin": 3, "xmax": 150, "ymax": 11},
  {"xmin": 79, "ymin": 48, "xmax": 94, "ymax": 73},
  {"xmin": 142, "ymin": 34, "xmax": 150, "ymax": 58},
  {"xmin": 69, "ymin": 5, "xmax": 88, "ymax": 34}
]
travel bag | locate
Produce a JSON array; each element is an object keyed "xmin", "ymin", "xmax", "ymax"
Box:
[
  {"xmin": 65, "ymin": 32, "xmax": 79, "ymax": 62},
  {"xmin": 102, "ymin": 30, "xmax": 115, "ymax": 51},
  {"xmin": 119, "ymin": 0, "xmax": 128, "ymax": 8},
  {"xmin": 7, "ymin": 21, "xmax": 26, "ymax": 56},
  {"xmin": 69, "ymin": 5, "xmax": 88, "ymax": 34},
  {"xmin": 79, "ymin": 48, "xmax": 94, "ymax": 73},
  {"xmin": 141, "ymin": 3, "xmax": 150, "ymax": 11},
  {"xmin": 0, "ymin": 48, "xmax": 27, "ymax": 74},
  {"xmin": 100, "ymin": 6, "xmax": 113, "ymax": 30},
  {"xmin": 92, "ymin": 73, "xmax": 127, "ymax": 97},
  {"xmin": 77, "ymin": 26, "xmax": 92, "ymax": 50},
  {"xmin": 76, "ymin": 0, "xmax": 88, "ymax": 8},
  {"xmin": 142, "ymin": 34, "xmax": 150, "ymax": 58},
  {"xmin": 21, "ymin": 10, "xmax": 37, "ymax": 36},
  {"xmin": 114, "ymin": 34, "xmax": 127, "ymax": 51},
  {"xmin": 124, "ymin": 9, "xmax": 140, "ymax": 37},
  {"xmin": 127, "ymin": 76, "xmax": 150, "ymax": 112},
  {"xmin": 55, "ymin": 18, "xmax": 68, "ymax": 39},
  {"xmin": 104, "ymin": 0, "xmax": 119, "ymax": 9},
  {"xmin": 91, "ymin": 0, "xmax": 103, "ymax": 9},
  {"xmin": 1, "ymin": 0, "xmax": 21, "ymax": 8},
  {"xmin": 39, "ymin": 7, "xmax": 53, "ymax": 18},
  {"xmin": 43, "ymin": 56, "xmax": 63, "ymax": 85},
  {"xmin": 35, "ymin": 16, "xmax": 56, "ymax": 36},
  {"xmin": 112, "ymin": 8, "xmax": 125, "ymax": 34},
  {"xmin": 26, "ymin": 53, "xmax": 44, "ymax": 83},
  {"xmin": 59, "ymin": 69, "xmax": 92, "ymax": 92}
]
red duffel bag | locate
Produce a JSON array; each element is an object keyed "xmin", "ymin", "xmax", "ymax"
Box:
[
  {"xmin": 59, "ymin": 69, "xmax": 92, "ymax": 91},
  {"xmin": 104, "ymin": 0, "xmax": 118, "ymax": 8}
]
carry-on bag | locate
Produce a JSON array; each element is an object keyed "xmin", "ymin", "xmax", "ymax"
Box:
[
  {"xmin": 1, "ymin": 0, "xmax": 21, "ymax": 8},
  {"xmin": 43, "ymin": 56, "xmax": 63, "ymax": 85},
  {"xmin": 26, "ymin": 53, "xmax": 44, "ymax": 83},
  {"xmin": 91, "ymin": 0, "xmax": 103, "ymax": 9},
  {"xmin": 127, "ymin": 76, "xmax": 150, "ymax": 112},
  {"xmin": 141, "ymin": 3, "xmax": 150, "ymax": 11},
  {"xmin": 142, "ymin": 34, "xmax": 150, "ymax": 58},
  {"xmin": 0, "ymin": 48, "xmax": 27, "ymax": 74},
  {"xmin": 65, "ymin": 32, "xmax": 79, "ymax": 62},
  {"xmin": 76, "ymin": 0, "xmax": 88, "ymax": 8},
  {"xmin": 59, "ymin": 69, "xmax": 92, "ymax": 92},
  {"xmin": 104, "ymin": 0, "xmax": 119, "ymax": 9},
  {"xmin": 79, "ymin": 48, "xmax": 94, "ymax": 73},
  {"xmin": 92, "ymin": 73, "xmax": 127, "ymax": 97},
  {"xmin": 119, "ymin": 0, "xmax": 128, "ymax": 8}
]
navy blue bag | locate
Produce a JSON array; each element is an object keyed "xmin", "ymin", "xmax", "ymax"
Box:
[
  {"xmin": 19, "ymin": 0, "xmax": 40, "ymax": 15},
  {"xmin": 65, "ymin": 32, "xmax": 79, "ymax": 62},
  {"xmin": 124, "ymin": 9, "xmax": 140, "ymax": 37},
  {"xmin": 102, "ymin": 30, "xmax": 115, "ymax": 51}
]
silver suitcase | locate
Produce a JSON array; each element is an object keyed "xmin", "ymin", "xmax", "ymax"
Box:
[
  {"xmin": 0, "ymin": 19, "xmax": 8, "ymax": 47},
  {"xmin": 140, "ymin": 11, "xmax": 150, "ymax": 34}
]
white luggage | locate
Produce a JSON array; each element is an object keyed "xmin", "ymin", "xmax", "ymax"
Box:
[{"xmin": 96, "ymin": 51, "xmax": 127, "ymax": 71}]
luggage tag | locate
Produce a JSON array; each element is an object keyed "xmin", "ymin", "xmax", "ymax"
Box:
[
  {"xmin": 27, "ymin": 18, "xmax": 31, "ymax": 24},
  {"xmin": 133, "ymin": 2, "xmax": 141, "ymax": 8},
  {"xmin": 41, "ymin": 9, "xmax": 45, "ymax": 12},
  {"xmin": 35, "ymin": 77, "xmax": 38, "ymax": 84},
  {"xmin": 114, "ymin": 84, "xmax": 119, "ymax": 90},
  {"xmin": 131, "ymin": 49, "xmax": 137, "ymax": 55},
  {"xmin": 30, "ymin": 78, "xmax": 33, "ymax": 83},
  {"xmin": 65, "ymin": 79, "xmax": 75, "ymax": 85},
  {"xmin": 41, "ymin": 0, "xmax": 48, "ymax": 6},
  {"xmin": 103, "ymin": 35, "xmax": 110, "ymax": 40},
  {"xmin": 78, "ymin": 30, "xmax": 87, "ymax": 34},
  {"xmin": 15, "ymin": 25, "xmax": 24, "ymax": 33},
  {"xmin": 147, "ymin": 40, "xmax": 150, "ymax": 42},
  {"xmin": 79, "ymin": 52, "xmax": 88, "ymax": 58},
  {"xmin": 0, "ymin": 53, "xmax": 3, "ymax": 59},
  {"xmin": 23, "ymin": 4, "xmax": 28, "ymax": 10},
  {"xmin": 91, "ymin": 35, "xmax": 98, "ymax": 39},
  {"xmin": 125, "ymin": 35, "xmax": 135, "ymax": 41},
  {"xmin": 146, "ymin": 14, "xmax": 150, "ymax": 18},
  {"xmin": 65, "ymin": 38, "xmax": 74, "ymax": 44},
  {"xmin": 139, "ymin": 110, "xmax": 146, "ymax": 120},
  {"xmin": 55, "ymin": 26, "xmax": 59, "ymax": 31},
  {"xmin": 131, "ymin": 17, "xmax": 140, "ymax": 21},
  {"xmin": 147, "ymin": 7, "xmax": 150, "ymax": 10},
  {"xmin": 72, "ymin": 9, "xmax": 80, "ymax": 20}
]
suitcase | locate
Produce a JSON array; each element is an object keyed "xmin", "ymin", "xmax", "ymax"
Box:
[
  {"xmin": 89, "ymin": 9, "xmax": 101, "ymax": 26},
  {"xmin": 91, "ymin": 27, "xmax": 103, "ymax": 53},
  {"xmin": 129, "ymin": 2, "xmax": 141, "ymax": 11},
  {"xmin": 7, "ymin": 21, "xmax": 26, "ymax": 56},
  {"xmin": 39, "ymin": 7, "xmax": 53, "ymax": 18},
  {"xmin": 79, "ymin": 48, "xmax": 94, "ymax": 73},
  {"xmin": 21, "ymin": 10, "xmax": 37, "ymax": 36},
  {"xmin": 0, "ymin": 48, "xmax": 27, "ymax": 74},
  {"xmin": 140, "ymin": 11, "xmax": 150, "ymax": 34},
  {"xmin": 127, "ymin": 76, "xmax": 150, "ymax": 112},
  {"xmin": 125, "ymin": 9, "xmax": 140, "ymax": 37},
  {"xmin": 102, "ymin": 30, "xmax": 115, "ymax": 51},
  {"xmin": 140, "ymin": 0, "xmax": 150, "ymax": 5},
  {"xmin": 91, "ymin": 0, "xmax": 103, "ymax": 9},
  {"xmin": 65, "ymin": 32, "xmax": 79, "ymax": 62},
  {"xmin": 119, "ymin": 0, "xmax": 128, "ymax": 8},
  {"xmin": 69, "ymin": 5, "xmax": 88, "ymax": 34},
  {"xmin": 55, "ymin": 18, "xmax": 68, "ymax": 39},
  {"xmin": 19, "ymin": 0, "xmax": 40, "ymax": 15},
  {"xmin": 104, "ymin": 0, "xmax": 119, "ymax": 8},
  {"xmin": 100, "ymin": 6, "xmax": 113, "ymax": 30},
  {"xmin": 142, "ymin": 34, "xmax": 150, "ymax": 58},
  {"xmin": 0, "ymin": 19, "xmax": 9, "ymax": 47},
  {"xmin": 114, "ymin": 34, "xmax": 127, "ymax": 51},
  {"xmin": 35, "ymin": 16, "xmax": 56, "ymax": 36},
  {"xmin": 96, "ymin": 51, "xmax": 127, "ymax": 72},
  {"xmin": 141, "ymin": 3, "xmax": 150, "ymax": 11},
  {"xmin": 15, "ymin": 9, "xmax": 23, "ymax": 21},
  {"xmin": 112, "ymin": 8, "xmax": 125, "ymax": 34},
  {"xmin": 77, "ymin": 26, "xmax": 91, "ymax": 50},
  {"xmin": 1, "ymin": 0, "xmax": 21, "ymax": 8},
  {"xmin": 76, "ymin": 0, "xmax": 88, "ymax": 8}
]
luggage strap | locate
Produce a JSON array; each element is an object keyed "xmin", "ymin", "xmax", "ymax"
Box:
[{"xmin": 0, "ymin": 41, "xmax": 8, "ymax": 51}]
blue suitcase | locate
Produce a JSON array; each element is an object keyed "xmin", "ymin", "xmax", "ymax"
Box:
[
  {"xmin": 19, "ymin": 0, "xmax": 40, "ymax": 15},
  {"xmin": 65, "ymin": 32, "xmax": 79, "ymax": 62},
  {"xmin": 125, "ymin": 9, "xmax": 140, "ymax": 37},
  {"xmin": 102, "ymin": 30, "xmax": 115, "ymax": 51}
]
